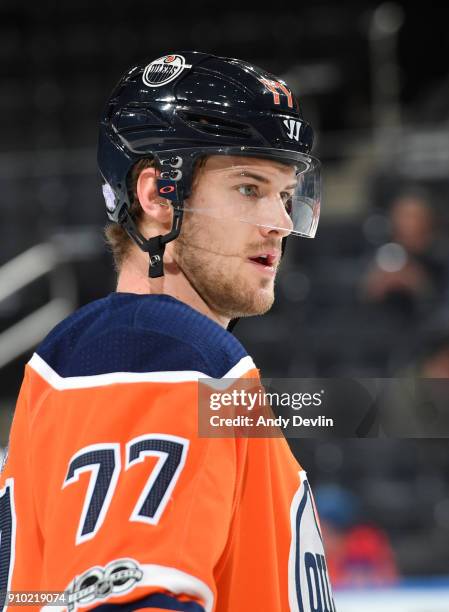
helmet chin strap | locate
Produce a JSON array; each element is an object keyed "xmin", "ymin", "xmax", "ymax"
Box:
[
  {"xmin": 119, "ymin": 207, "xmax": 181, "ymax": 279},
  {"xmin": 119, "ymin": 154, "xmax": 189, "ymax": 278},
  {"xmin": 227, "ymin": 318, "xmax": 239, "ymax": 332}
]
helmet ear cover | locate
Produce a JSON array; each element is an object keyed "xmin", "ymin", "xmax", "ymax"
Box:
[
  {"xmin": 118, "ymin": 151, "xmax": 197, "ymax": 278},
  {"xmin": 120, "ymin": 148, "xmax": 214, "ymax": 277}
]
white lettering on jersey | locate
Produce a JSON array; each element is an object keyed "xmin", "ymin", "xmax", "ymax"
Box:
[{"xmin": 288, "ymin": 471, "xmax": 336, "ymax": 612}]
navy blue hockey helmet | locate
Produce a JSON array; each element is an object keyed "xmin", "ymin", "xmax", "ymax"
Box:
[{"xmin": 98, "ymin": 51, "xmax": 320, "ymax": 278}]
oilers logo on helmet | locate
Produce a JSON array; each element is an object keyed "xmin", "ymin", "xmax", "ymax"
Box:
[{"xmin": 143, "ymin": 54, "xmax": 192, "ymax": 88}]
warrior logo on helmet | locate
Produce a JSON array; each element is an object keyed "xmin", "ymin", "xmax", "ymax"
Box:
[{"xmin": 143, "ymin": 54, "xmax": 192, "ymax": 88}]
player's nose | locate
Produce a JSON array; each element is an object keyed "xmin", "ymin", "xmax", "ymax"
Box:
[{"xmin": 257, "ymin": 196, "xmax": 293, "ymax": 238}]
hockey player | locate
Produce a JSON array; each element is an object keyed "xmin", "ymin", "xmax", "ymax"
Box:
[{"xmin": 0, "ymin": 52, "xmax": 335, "ymax": 612}]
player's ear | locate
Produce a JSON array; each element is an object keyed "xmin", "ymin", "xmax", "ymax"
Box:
[{"xmin": 136, "ymin": 166, "xmax": 172, "ymax": 225}]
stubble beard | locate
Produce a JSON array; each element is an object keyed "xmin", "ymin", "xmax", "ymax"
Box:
[{"xmin": 174, "ymin": 218, "xmax": 276, "ymax": 319}]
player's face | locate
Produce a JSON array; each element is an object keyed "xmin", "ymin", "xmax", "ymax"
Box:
[{"xmin": 173, "ymin": 155, "xmax": 295, "ymax": 319}]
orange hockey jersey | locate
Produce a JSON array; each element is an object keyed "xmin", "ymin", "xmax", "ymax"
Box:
[{"xmin": 0, "ymin": 293, "xmax": 335, "ymax": 612}]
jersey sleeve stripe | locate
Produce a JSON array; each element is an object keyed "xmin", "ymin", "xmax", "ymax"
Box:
[
  {"xmin": 91, "ymin": 593, "xmax": 206, "ymax": 612},
  {"xmin": 137, "ymin": 564, "xmax": 213, "ymax": 612},
  {"xmin": 28, "ymin": 353, "xmax": 257, "ymax": 390},
  {"xmin": 28, "ymin": 353, "xmax": 210, "ymax": 389},
  {"xmin": 221, "ymin": 355, "xmax": 258, "ymax": 378}
]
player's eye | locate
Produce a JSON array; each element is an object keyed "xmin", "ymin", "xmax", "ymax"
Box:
[
  {"xmin": 237, "ymin": 184, "xmax": 259, "ymax": 198},
  {"xmin": 281, "ymin": 192, "xmax": 293, "ymax": 215}
]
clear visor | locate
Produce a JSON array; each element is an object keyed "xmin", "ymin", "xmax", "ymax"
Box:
[{"xmin": 180, "ymin": 147, "xmax": 321, "ymax": 238}]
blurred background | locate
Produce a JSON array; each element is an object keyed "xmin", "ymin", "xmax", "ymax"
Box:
[{"xmin": 1, "ymin": 0, "xmax": 449, "ymax": 608}]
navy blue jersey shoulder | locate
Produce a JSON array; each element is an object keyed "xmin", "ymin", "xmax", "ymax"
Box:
[{"xmin": 36, "ymin": 293, "xmax": 249, "ymax": 378}]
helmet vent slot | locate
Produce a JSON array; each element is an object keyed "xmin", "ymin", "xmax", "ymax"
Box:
[{"xmin": 180, "ymin": 111, "xmax": 252, "ymax": 139}]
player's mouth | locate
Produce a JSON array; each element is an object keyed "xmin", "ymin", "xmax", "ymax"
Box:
[{"xmin": 247, "ymin": 252, "xmax": 279, "ymax": 275}]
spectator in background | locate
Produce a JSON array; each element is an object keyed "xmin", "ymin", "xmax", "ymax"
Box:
[
  {"xmin": 360, "ymin": 191, "xmax": 449, "ymax": 316},
  {"xmin": 398, "ymin": 309, "xmax": 449, "ymax": 377},
  {"xmin": 315, "ymin": 484, "xmax": 398, "ymax": 587},
  {"xmin": 366, "ymin": 309, "xmax": 449, "ymax": 436},
  {"xmin": 419, "ymin": 339, "xmax": 449, "ymax": 377}
]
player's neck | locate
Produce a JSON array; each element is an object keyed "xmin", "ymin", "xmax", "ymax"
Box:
[{"xmin": 116, "ymin": 249, "xmax": 230, "ymax": 329}]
